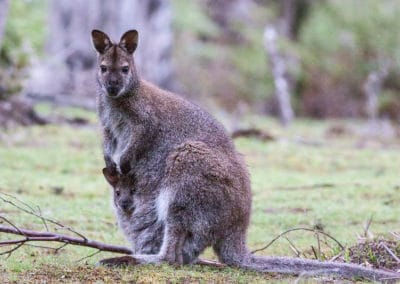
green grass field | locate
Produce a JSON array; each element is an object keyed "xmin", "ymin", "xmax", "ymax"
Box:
[{"xmin": 1, "ymin": 105, "xmax": 399, "ymax": 283}]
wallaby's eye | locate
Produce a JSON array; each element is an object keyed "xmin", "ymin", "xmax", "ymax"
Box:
[
  {"xmin": 115, "ymin": 189, "xmax": 120, "ymax": 196},
  {"xmin": 100, "ymin": 65, "xmax": 107, "ymax": 73},
  {"xmin": 121, "ymin": 66, "xmax": 129, "ymax": 74}
]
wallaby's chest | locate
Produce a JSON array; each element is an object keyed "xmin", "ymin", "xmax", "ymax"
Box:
[{"xmin": 101, "ymin": 107, "xmax": 134, "ymax": 162}]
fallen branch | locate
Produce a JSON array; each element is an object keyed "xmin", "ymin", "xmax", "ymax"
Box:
[
  {"xmin": 0, "ymin": 191, "xmax": 132, "ymax": 259},
  {"xmin": 0, "ymin": 193, "xmax": 229, "ymax": 268},
  {"xmin": 0, "ymin": 222, "xmax": 132, "ymax": 256},
  {"xmin": 0, "ymin": 222, "xmax": 228, "ymax": 268}
]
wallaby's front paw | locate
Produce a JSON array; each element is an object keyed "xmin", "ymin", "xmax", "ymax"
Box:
[{"xmin": 97, "ymin": 256, "xmax": 139, "ymax": 268}]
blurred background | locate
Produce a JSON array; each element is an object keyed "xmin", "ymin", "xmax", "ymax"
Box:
[{"xmin": 1, "ymin": 0, "xmax": 400, "ymax": 132}]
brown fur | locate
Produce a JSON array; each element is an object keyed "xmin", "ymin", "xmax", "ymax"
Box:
[{"xmin": 93, "ymin": 30, "xmax": 399, "ymax": 282}]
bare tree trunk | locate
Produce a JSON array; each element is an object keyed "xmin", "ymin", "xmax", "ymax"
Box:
[
  {"xmin": 363, "ymin": 68, "xmax": 388, "ymax": 122},
  {"xmin": 118, "ymin": 0, "xmax": 176, "ymax": 91},
  {"xmin": 363, "ymin": 65, "xmax": 390, "ymax": 137},
  {"xmin": 263, "ymin": 0, "xmax": 312, "ymax": 125},
  {"xmin": 278, "ymin": 0, "xmax": 311, "ymax": 41},
  {"xmin": 205, "ymin": 0, "xmax": 251, "ymax": 43},
  {"xmin": 27, "ymin": 0, "xmax": 176, "ymax": 108},
  {"xmin": 0, "ymin": 0, "xmax": 10, "ymax": 46},
  {"xmin": 264, "ymin": 26, "xmax": 294, "ymax": 126}
]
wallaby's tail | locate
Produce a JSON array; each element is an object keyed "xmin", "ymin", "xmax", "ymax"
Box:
[
  {"xmin": 214, "ymin": 233, "xmax": 400, "ymax": 283},
  {"xmin": 238, "ymin": 254, "xmax": 399, "ymax": 283}
]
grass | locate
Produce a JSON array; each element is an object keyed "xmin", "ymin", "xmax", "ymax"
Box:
[{"xmin": 0, "ymin": 105, "xmax": 399, "ymax": 283}]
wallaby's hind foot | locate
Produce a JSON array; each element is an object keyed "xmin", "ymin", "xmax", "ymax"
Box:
[
  {"xmin": 97, "ymin": 255, "xmax": 140, "ymax": 267},
  {"xmin": 129, "ymin": 254, "xmax": 164, "ymax": 264},
  {"xmin": 98, "ymin": 253, "xmax": 181, "ymax": 268},
  {"xmin": 129, "ymin": 225, "xmax": 187, "ymax": 265}
]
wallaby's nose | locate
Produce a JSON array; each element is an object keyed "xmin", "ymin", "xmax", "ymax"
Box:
[
  {"xmin": 107, "ymin": 79, "xmax": 120, "ymax": 96},
  {"xmin": 108, "ymin": 79, "xmax": 119, "ymax": 87},
  {"xmin": 107, "ymin": 86, "xmax": 119, "ymax": 96},
  {"xmin": 120, "ymin": 200, "xmax": 132, "ymax": 212}
]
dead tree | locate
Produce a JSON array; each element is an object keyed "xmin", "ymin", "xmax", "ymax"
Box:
[
  {"xmin": 277, "ymin": 0, "xmax": 311, "ymax": 41},
  {"xmin": 0, "ymin": 0, "xmax": 48, "ymax": 127},
  {"xmin": 363, "ymin": 67, "xmax": 389, "ymax": 122},
  {"xmin": 264, "ymin": 0, "xmax": 313, "ymax": 125},
  {"xmin": 263, "ymin": 26, "xmax": 294, "ymax": 126},
  {"xmin": 27, "ymin": 0, "xmax": 176, "ymax": 108},
  {"xmin": 118, "ymin": 0, "xmax": 176, "ymax": 91},
  {"xmin": 362, "ymin": 64, "xmax": 392, "ymax": 137}
]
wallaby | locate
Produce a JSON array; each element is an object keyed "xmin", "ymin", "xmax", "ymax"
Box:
[
  {"xmin": 92, "ymin": 29, "xmax": 399, "ymax": 282},
  {"xmin": 102, "ymin": 168, "xmax": 163, "ymax": 255}
]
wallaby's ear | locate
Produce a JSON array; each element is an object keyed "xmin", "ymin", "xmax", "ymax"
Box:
[
  {"xmin": 91, "ymin": 30, "xmax": 112, "ymax": 54},
  {"xmin": 102, "ymin": 167, "xmax": 119, "ymax": 187},
  {"xmin": 119, "ymin": 30, "xmax": 138, "ymax": 54}
]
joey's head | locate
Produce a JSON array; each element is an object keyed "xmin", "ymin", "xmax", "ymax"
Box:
[
  {"xmin": 91, "ymin": 29, "xmax": 139, "ymax": 99},
  {"xmin": 102, "ymin": 167, "xmax": 136, "ymax": 215}
]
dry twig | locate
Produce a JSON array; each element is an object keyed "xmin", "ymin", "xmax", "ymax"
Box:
[
  {"xmin": 379, "ymin": 242, "xmax": 400, "ymax": 264},
  {"xmin": 251, "ymin": 227, "xmax": 344, "ymax": 254},
  {"xmin": 284, "ymin": 237, "xmax": 301, "ymax": 257},
  {"xmin": 391, "ymin": 232, "xmax": 400, "ymax": 241},
  {"xmin": 363, "ymin": 215, "xmax": 374, "ymax": 239},
  {"xmin": 0, "ymin": 192, "xmax": 86, "ymax": 240}
]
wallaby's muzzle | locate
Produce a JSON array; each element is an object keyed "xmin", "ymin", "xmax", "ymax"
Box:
[
  {"xmin": 120, "ymin": 199, "xmax": 134, "ymax": 214},
  {"xmin": 106, "ymin": 78, "xmax": 121, "ymax": 97},
  {"xmin": 107, "ymin": 86, "xmax": 120, "ymax": 97}
]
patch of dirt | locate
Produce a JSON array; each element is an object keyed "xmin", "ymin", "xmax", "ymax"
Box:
[
  {"xmin": 264, "ymin": 207, "xmax": 312, "ymax": 214},
  {"xmin": 232, "ymin": 128, "xmax": 275, "ymax": 141},
  {"xmin": 287, "ymin": 207, "xmax": 312, "ymax": 214},
  {"xmin": 15, "ymin": 265, "xmax": 122, "ymax": 284},
  {"xmin": 64, "ymin": 117, "xmax": 89, "ymax": 125},
  {"xmin": 6, "ymin": 263, "xmax": 286, "ymax": 284},
  {"xmin": 347, "ymin": 239, "xmax": 400, "ymax": 272},
  {"xmin": 325, "ymin": 124, "xmax": 353, "ymax": 138}
]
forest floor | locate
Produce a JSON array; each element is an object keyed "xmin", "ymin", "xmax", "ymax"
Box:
[{"xmin": 0, "ymin": 103, "xmax": 399, "ymax": 283}]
